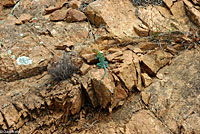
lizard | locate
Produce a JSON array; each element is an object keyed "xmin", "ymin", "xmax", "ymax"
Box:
[{"xmin": 92, "ymin": 49, "xmax": 108, "ymax": 85}]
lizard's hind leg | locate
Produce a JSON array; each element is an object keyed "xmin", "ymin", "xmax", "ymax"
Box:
[{"xmin": 97, "ymin": 63, "xmax": 104, "ymax": 68}]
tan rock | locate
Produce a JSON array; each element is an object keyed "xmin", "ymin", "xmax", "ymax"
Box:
[
  {"xmin": 133, "ymin": 53, "xmax": 143, "ymax": 90},
  {"xmin": 69, "ymin": 0, "xmax": 82, "ymax": 9},
  {"xmin": 106, "ymin": 51, "xmax": 123, "ymax": 62},
  {"xmin": 191, "ymin": 0, "xmax": 200, "ymax": 5},
  {"xmin": 81, "ymin": 53, "xmax": 96, "ymax": 63},
  {"xmin": 50, "ymin": 9, "xmax": 68, "ymax": 21},
  {"xmin": 80, "ymin": 63, "xmax": 90, "ymax": 75},
  {"xmin": 90, "ymin": 69, "xmax": 115, "ymax": 108},
  {"xmin": 81, "ymin": 74, "xmax": 98, "ymax": 107},
  {"xmin": 0, "ymin": 36, "xmax": 52, "ymax": 81},
  {"xmin": 145, "ymin": 49, "xmax": 200, "ymax": 133},
  {"xmin": 181, "ymin": 114, "xmax": 200, "ymax": 134},
  {"xmin": 126, "ymin": 110, "xmax": 170, "ymax": 134},
  {"xmin": 141, "ymin": 50, "xmax": 172, "ymax": 76},
  {"xmin": 141, "ymin": 73, "xmax": 152, "ymax": 87},
  {"xmin": 70, "ymin": 87, "xmax": 82, "ymax": 115},
  {"xmin": 141, "ymin": 54, "xmax": 159, "ymax": 76},
  {"xmin": 108, "ymin": 48, "xmax": 121, "ymax": 53},
  {"xmin": 166, "ymin": 46, "xmax": 177, "ymax": 55},
  {"xmin": 141, "ymin": 91, "xmax": 151, "ymax": 105},
  {"xmin": 86, "ymin": 0, "xmax": 143, "ymax": 40},
  {"xmin": 122, "ymin": 50, "xmax": 133, "ymax": 64},
  {"xmin": 66, "ymin": 9, "xmax": 87, "ymax": 22},
  {"xmin": 45, "ymin": 6, "xmax": 61, "ymax": 14},
  {"xmin": 138, "ymin": 5, "xmax": 190, "ymax": 33},
  {"xmin": 55, "ymin": 0, "xmax": 68, "ymax": 8},
  {"xmin": 0, "ymin": 0, "xmax": 15, "ymax": 7},
  {"xmin": 137, "ymin": 42, "xmax": 158, "ymax": 50},
  {"xmin": 184, "ymin": 0, "xmax": 200, "ymax": 27},
  {"xmin": 110, "ymin": 81, "xmax": 127, "ymax": 111},
  {"xmin": 1, "ymin": 104, "xmax": 20, "ymax": 128},
  {"xmin": 170, "ymin": 1, "xmax": 186, "ymax": 19},
  {"xmin": 15, "ymin": 14, "xmax": 33, "ymax": 25},
  {"xmin": 0, "ymin": 112, "xmax": 7, "ymax": 129},
  {"xmin": 163, "ymin": 0, "xmax": 176, "ymax": 8},
  {"xmin": 117, "ymin": 63, "xmax": 137, "ymax": 91},
  {"xmin": 127, "ymin": 45, "xmax": 143, "ymax": 54}
]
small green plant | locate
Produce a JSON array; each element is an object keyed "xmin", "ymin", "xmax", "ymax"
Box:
[{"xmin": 168, "ymin": 23, "xmax": 176, "ymax": 33}]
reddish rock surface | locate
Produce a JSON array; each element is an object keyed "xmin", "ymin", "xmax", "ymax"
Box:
[
  {"xmin": 0, "ymin": 0, "xmax": 199, "ymax": 133},
  {"xmin": 66, "ymin": 9, "xmax": 87, "ymax": 22}
]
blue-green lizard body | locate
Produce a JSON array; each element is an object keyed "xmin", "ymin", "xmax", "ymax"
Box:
[{"xmin": 92, "ymin": 49, "xmax": 108, "ymax": 84}]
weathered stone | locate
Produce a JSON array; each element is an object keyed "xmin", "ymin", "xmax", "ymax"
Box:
[
  {"xmin": 66, "ymin": 9, "xmax": 87, "ymax": 22},
  {"xmin": 163, "ymin": 0, "xmax": 176, "ymax": 8},
  {"xmin": 141, "ymin": 92, "xmax": 151, "ymax": 105},
  {"xmin": 136, "ymin": 42, "xmax": 158, "ymax": 50},
  {"xmin": 55, "ymin": 0, "xmax": 68, "ymax": 8},
  {"xmin": 0, "ymin": 112, "xmax": 7, "ymax": 129},
  {"xmin": 180, "ymin": 113, "xmax": 200, "ymax": 134},
  {"xmin": 15, "ymin": 14, "xmax": 33, "ymax": 25},
  {"xmin": 90, "ymin": 69, "xmax": 115, "ymax": 108},
  {"xmin": 146, "ymin": 49, "xmax": 200, "ymax": 133},
  {"xmin": 141, "ymin": 50, "xmax": 172, "ymax": 76},
  {"xmin": 126, "ymin": 110, "xmax": 171, "ymax": 134},
  {"xmin": 121, "ymin": 50, "xmax": 133, "ymax": 64},
  {"xmin": 81, "ymin": 74, "xmax": 98, "ymax": 107},
  {"xmin": 70, "ymin": 86, "xmax": 82, "ymax": 115},
  {"xmin": 170, "ymin": 1, "xmax": 185, "ymax": 19},
  {"xmin": 184, "ymin": 0, "xmax": 200, "ymax": 27},
  {"xmin": 138, "ymin": 5, "xmax": 190, "ymax": 33},
  {"xmin": 106, "ymin": 51, "xmax": 123, "ymax": 62},
  {"xmin": 50, "ymin": 9, "xmax": 68, "ymax": 21},
  {"xmin": 81, "ymin": 53, "xmax": 96, "ymax": 63},
  {"xmin": 0, "ymin": 36, "xmax": 51, "ymax": 81},
  {"xmin": 117, "ymin": 63, "xmax": 137, "ymax": 91},
  {"xmin": 80, "ymin": 63, "xmax": 90, "ymax": 75},
  {"xmin": 45, "ymin": 6, "xmax": 61, "ymax": 14},
  {"xmin": 127, "ymin": 45, "xmax": 143, "ymax": 54},
  {"xmin": 141, "ymin": 73, "xmax": 152, "ymax": 87},
  {"xmin": 110, "ymin": 80, "xmax": 127, "ymax": 112},
  {"xmin": 69, "ymin": 0, "xmax": 82, "ymax": 9},
  {"xmin": 133, "ymin": 53, "xmax": 143, "ymax": 90},
  {"xmin": 191, "ymin": 0, "xmax": 200, "ymax": 5},
  {"xmin": 166, "ymin": 46, "xmax": 177, "ymax": 55},
  {"xmin": 86, "ymin": 0, "xmax": 143, "ymax": 40},
  {"xmin": 141, "ymin": 54, "xmax": 159, "ymax": 76},
  {"xmin": 0, "ymin": 0, "xmax": 15, "ymax": 7},
  {"xmin": 1, "ymin": 104, "xmax": 20, "ymax": 128}
]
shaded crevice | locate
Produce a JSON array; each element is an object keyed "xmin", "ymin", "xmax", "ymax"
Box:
[{"xmin": 0, "ymin": 111, "xmax": 9, "ymax": 130}]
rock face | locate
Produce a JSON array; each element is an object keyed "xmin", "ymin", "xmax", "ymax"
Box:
[
  {"xmin": 72, "ymin": 48, "xmax": 200, "ymax": 134},
  {"xmin": 86, "ymin": 0, "xmax": 143, "ymax": 40},
  {"xmin": 145, "ymin": 49, "xmax": 200, "ymax": 133},
  {"xmin": 0, "ymin": 0, "xmax": 200, "ymax": 133},
  {"xmin": 126, "ymin": 110, "xmax": 172, "ymax": 134}
]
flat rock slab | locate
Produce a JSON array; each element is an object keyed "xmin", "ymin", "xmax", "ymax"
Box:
[{"xmin": 86, "ymin": 0, "xmax": 143, "ymax": 40}]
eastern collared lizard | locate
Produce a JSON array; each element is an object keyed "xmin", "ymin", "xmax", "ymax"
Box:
[{"xmin": 92, "ymin": 49, "xmax": 108, "ymax": 85}]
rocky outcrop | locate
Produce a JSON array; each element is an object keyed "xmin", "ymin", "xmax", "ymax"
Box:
[{"xmin": 0, "ymin": 0, "xmax": 199, "ymax": 133}]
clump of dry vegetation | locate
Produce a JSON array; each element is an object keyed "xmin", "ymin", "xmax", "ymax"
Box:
[{"xmin": 48, "ymin": 52, "xmax": 79, "ymax": 81}]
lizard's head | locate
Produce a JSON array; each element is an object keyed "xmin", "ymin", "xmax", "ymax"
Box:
[{"xmin": 92, "ymin": 49, "xmax": 99, "ymax": 54}]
